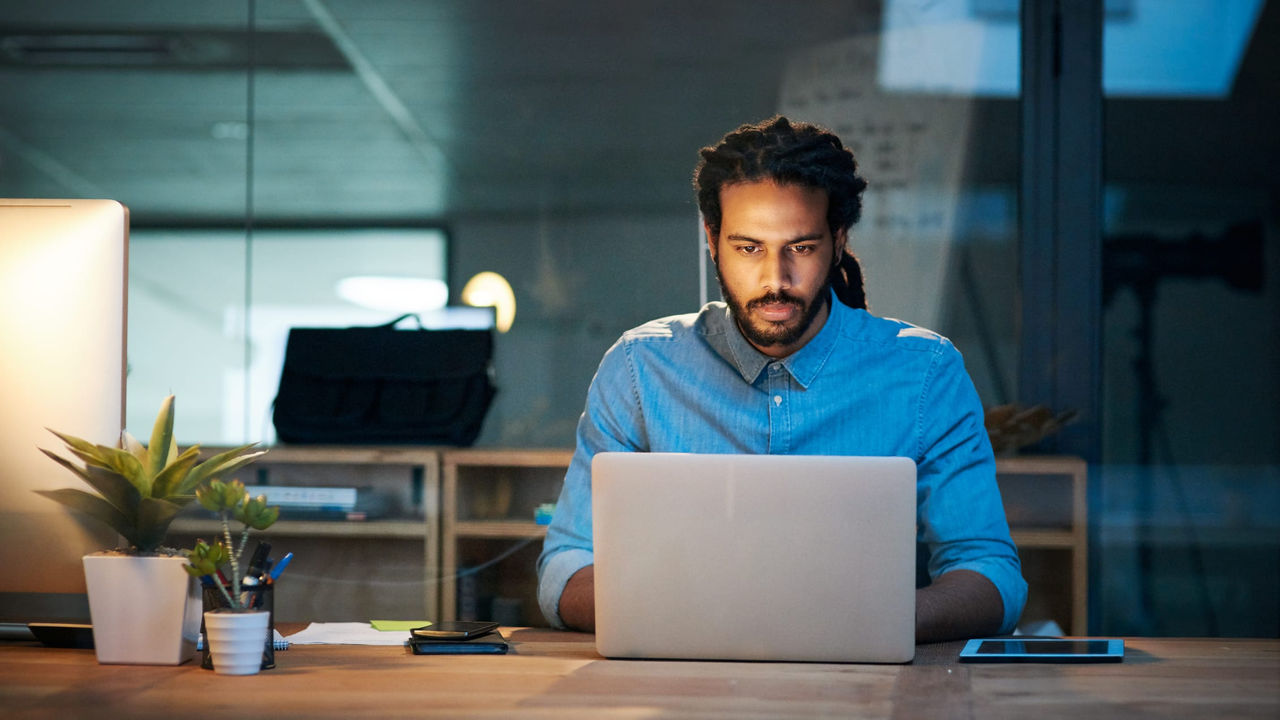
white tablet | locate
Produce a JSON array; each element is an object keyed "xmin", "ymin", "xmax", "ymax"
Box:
[{"xmin": 959, "ymin": 638, "xmax": 1125, "ymax": 663}]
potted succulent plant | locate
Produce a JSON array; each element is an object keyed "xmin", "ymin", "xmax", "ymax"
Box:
[
  {"xmin": 184, "ymin": 478, "xmax": 279, "ymax": 675},
  {"xmin": 37, "ymin": 395, "xmax": 265, "ymax": 665}
]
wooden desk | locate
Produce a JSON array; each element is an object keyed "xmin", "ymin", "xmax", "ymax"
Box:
[{"xmin": 1, "ymin": 629, "xmax": 1275, "ymax": 719}]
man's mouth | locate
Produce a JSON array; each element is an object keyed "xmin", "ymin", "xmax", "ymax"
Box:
[{"xmin": 752, "ymin": 301, "xmax": 799, "ymax": 322}]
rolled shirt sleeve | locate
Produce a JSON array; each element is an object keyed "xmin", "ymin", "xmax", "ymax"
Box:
[
  {"xmin": 537, "ymin": 338, "xmax": 646, "ymax": 628},
  {"xmin": 915, "ymin": 342, "xmax": 1028, "ymax": 634}
]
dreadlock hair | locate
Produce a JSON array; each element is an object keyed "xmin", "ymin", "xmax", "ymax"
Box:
[{"xmin": 693, "ymin": 115, "xmax": 870, "ymax": 310}]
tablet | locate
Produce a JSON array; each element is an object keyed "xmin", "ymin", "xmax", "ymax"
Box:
[{"xmin": 959, "ymin": 638, "xmax": 1124, "ymax": 663}]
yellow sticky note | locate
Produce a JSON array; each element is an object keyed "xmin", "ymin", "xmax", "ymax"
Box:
[{"xmin": 370, "ymin": 620, "xmax": 430, "ymax": 632}]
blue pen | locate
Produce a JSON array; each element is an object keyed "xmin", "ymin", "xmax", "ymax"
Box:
[{"xmin": 269, "ymin": 552, "xmax": 294, "ymax": 581}]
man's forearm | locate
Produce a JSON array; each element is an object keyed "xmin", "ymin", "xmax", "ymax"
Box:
[
  {"xmin": 915, "ymin": 568, "xmax": 1005, "ymax": 643},
  {"xmin": 561, "ymin": 564, "xmax": 998, "ymax": 640},
  {"xmin": 558, "ymin": 565, "xmax": 596, "ymax": 632}
]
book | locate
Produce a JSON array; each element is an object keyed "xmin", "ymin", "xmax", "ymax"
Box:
[{"xmin": 243, "ymin": 485, "xmax": 357, "ymax": 511}]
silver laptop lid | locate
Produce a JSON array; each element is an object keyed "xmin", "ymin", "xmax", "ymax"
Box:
[{"xmin": 592, "ymin": 452, "xmax": 917, "ymax": 663}]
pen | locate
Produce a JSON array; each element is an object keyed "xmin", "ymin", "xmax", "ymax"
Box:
[{"xmin": 269, "ymin": 552, "xmax": 294, "ymax": 581}]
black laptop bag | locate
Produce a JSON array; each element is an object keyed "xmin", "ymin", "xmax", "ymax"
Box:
[{"xmin": 272, "ymin": 314, "xmax": 495, "ymax": 445}]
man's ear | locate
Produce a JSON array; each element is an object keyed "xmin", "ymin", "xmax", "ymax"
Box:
[
  {"xmin": 833, "ymin": 227, "xmax": 848, "ymax": 264},
  {"xmin": 704, "ymin": 222, "xmax": 718, "ymax": 263}
]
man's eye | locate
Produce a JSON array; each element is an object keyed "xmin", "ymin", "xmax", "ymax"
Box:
[
  {"xmin": 791, "ymin": 244, "xmax": 816, "ymax": 255},
  {"xmin": 736, "ymin": 245, "xmax": 761, "ymax": 255}
]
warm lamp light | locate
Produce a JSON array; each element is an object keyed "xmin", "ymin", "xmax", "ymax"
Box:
[{"xmin": 461, "ymin": 271, "xmax": 515, "ymax": 332}]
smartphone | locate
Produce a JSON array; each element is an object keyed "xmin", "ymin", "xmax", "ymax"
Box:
[
  {"xmin": 411, "ymin": 621, "xmax": 499, "ymax": 640},
  {"xmin": 958, "ymin": 637, "xmax": 1124, "ymax": 663}
]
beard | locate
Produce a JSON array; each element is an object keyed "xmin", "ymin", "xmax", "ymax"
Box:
[{"xmin": 716, "ymin": 269, "xmax": 832, "ymax": 351}]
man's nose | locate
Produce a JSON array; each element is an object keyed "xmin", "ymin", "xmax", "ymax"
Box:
[{"xmin": 761, "ymin": 251, "xmax": 791, "ymax": 292}]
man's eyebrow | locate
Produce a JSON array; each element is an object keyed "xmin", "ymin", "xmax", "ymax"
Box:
[{"xmin": 724, "ymin": 233, "xmax": 826, "ymax": 243}]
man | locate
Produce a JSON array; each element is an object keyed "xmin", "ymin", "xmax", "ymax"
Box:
[{"xmin": 537, "ymin": 116, "xmax": 1026, "ymax": 642}]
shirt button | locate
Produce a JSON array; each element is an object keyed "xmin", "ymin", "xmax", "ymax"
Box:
[{"xmin": 773, "ymin": 395, "xmax": 783, "ymax": 406}]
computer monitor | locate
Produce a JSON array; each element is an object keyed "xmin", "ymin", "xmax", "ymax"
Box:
[{"xmin": 0, "ymin": 199, "xmax": 127, "ymax": 622}]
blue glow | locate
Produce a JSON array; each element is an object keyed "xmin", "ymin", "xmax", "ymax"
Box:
[
  {"xmin": 1103, "ymin": 0, "xmax": 1264, "ymax": 97},
  {"xmin": 878, "ymin": 0, "xmax": 1264, "ymax": 99}
]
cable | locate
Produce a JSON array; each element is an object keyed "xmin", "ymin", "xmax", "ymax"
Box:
[
  {"xmin": 446, "ymin": 537, "xmax": 539, "ymax": 582},
  {"xmin": 278, "ymin": 537, "xmax": 539, "ymax": 588}
]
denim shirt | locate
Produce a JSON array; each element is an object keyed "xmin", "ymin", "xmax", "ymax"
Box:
[{"xmin": 537, "ymin": 294, "xmax": 1027, "ymax": 633}]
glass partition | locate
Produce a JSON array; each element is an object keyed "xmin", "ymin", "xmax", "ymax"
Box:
[
  {"xmin": 1098, "ymin": 0, "xmax": 1278, "ymax": 636},
  {"xmin": 127, "ymin": 227, "xmax": 447, "ymax": 444},
  {"xmin": 0, "ymin": 0, "xmax": 1025, "ymax": 449}
]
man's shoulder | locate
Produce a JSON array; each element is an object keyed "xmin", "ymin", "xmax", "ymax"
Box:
[
  {"xmin": 841, "ymin": 307, "xmax": 955, "ymax": 355},
  {"xmin": 618, "ymin": 303, "xmax": 723, "ymax": 344}
]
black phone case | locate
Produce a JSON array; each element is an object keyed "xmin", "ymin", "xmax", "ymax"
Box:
[{"xmin": 412, "ymin": 621, "xmax": 500, "ymax": 640}]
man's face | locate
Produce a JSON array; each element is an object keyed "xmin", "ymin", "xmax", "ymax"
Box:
[{"xmin": 708, "ymin": 179, "xmax": 846, "ymax": 358}]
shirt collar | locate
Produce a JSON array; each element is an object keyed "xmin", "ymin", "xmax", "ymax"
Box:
[{"xmin": 699, "ymin": 289, "xmax": 847, "ymax": 388}]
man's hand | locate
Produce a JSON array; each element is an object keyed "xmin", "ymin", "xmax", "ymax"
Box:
[
  {"xmin": 562, "ymin": 564, "xmax": 1001, "ymax": 640},
  {"xmin": 915, "ymin": 569, "xmax": 1005, "ymax": 643},
  {"xmin": 558, "ymin": 565, "xmax": 596, "ymax": 632}
]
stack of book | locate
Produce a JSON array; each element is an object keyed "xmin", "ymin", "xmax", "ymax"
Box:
[
  {"xmin": 181, "ymin": 486, "xmax": 390, "ymax": 521},
  {"xmin": 243, "ymin": 485, "xmax": 359, "ymax": 520}
]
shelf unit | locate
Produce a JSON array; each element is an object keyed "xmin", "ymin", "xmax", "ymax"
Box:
[
  {"xmin": 169, "ymin": 445, "xmax": 441, "ymax": 623},
  {"xmin": 440, "ymin": 449, "xmax": 572, "ymax": 626},
  {"xmin": 166, "ymin": 446, "xmax": 1086, "ymax": 632},
  {"xmin": 436, "ymin": 452, "xmax": 1089, "ymax": 633},
  {"xmin": 995, "ymin": 455, "xmax": 1088, "ymax": 634}
]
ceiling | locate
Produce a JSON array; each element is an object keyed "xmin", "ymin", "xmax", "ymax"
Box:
[
  {"xmin": 1, "ymin": 1, "xmax": 1275, "ymax": 227},
  {"xmin": 0, "ymin": 0, "xmax": 883, "ymax": 224}
]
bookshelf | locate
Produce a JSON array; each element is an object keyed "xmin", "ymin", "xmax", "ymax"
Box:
[
  {"xmin": 169, "ymin": 446, "xmax": 441, "ymax": 623},
  {"xmin": 995, "ymin": 455, "xmax": 1088, "ymax": 634},
  {"xmin": 436, "ymin": 452, "xmax": 1089, "ymax": 633},
  {"xmin": 440, "ymin": 448, "xmax": 572, "ymax": 626},
  {"xmin": 169, "ymin": 447, "xmax": 1086, "ymax": 632}
]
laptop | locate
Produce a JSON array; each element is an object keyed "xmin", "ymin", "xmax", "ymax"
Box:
[{"xmin": 591, "ymin": 452, "xmax": 917, "ymax": 663}]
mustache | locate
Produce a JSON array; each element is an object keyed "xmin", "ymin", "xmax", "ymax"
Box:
[{"xmin": 746, "ymin": 290, "xmax": 804, "ymax": 311}]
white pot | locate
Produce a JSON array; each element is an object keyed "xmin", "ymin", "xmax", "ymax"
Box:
[
  {"xmin": 82, "ymin": 553, "xmax": 201, "ymax": 665},
  {"xmin": 203, "ymin": 610, "xmax": 271, "ymax": 675}
]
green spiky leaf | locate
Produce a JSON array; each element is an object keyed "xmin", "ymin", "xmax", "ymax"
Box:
[
  {"xmin": 82, "ymin": 464, "xmax": 143, "ymax": 516},
  {"xmin": 146, "ymin": 395, "xmax": 175, "ymax": 478},
  {"xmin": 41, "ymin": 449, "xmax": 149, "ymax": 519},
  {"xmin": 165, "ymin": 433, "xmax": 181, "ymax": 469},
  {"xmin": 65, "ymin": 445, "xmax": 114, "ymax": 472},
  {"xmin": 133, "ymin": 498, "xmax": 183, "ymax": 552},
  {"xmin": 34, "ymin": 488, "xmax": 132, "ymax": 543},
  {"xmin": 46, "ymin": 428, "xmax": 101, "ymax": 458},
  {"xmin": 121, "ymin": 431, "xmax": 148, "ymax": 466},
  {"xmin": 180, "ymin": 444, "xmax": 264, "ymax": 494},
  {"xmin": 93, "ymin": 444, "xmax": 151, "ymax": 497},
  {"xmin": 150, "ymin": 446, "xmax": 201, "ymax": 499},
  {"xmin": 39, "ymin": 447, "xmax": 95, "ymax": 486}
]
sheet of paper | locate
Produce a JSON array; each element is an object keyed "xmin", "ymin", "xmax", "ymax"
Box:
[{"xmin": 284, "ymin": 622, "xmax": 409, "ymax": 646}]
